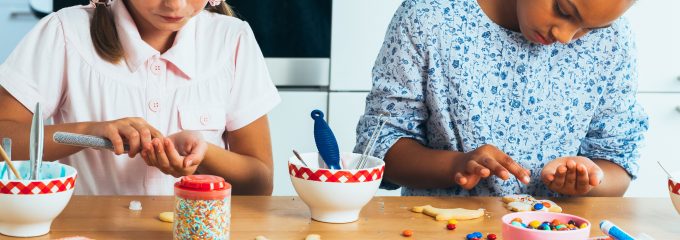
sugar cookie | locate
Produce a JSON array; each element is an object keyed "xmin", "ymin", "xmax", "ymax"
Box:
[
  {"xmin": 159, "ymin": 211, "xmax": 174, "ymax": 223},
  {"xmin": 411, "ymin": 205, "xmax": 484, "ymax": 221},
  {"xmin": 502, "ymin": 194, "xmax": 562, "ymax": 213}
]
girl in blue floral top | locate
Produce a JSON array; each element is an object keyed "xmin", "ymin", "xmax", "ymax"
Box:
[{"xmin": 355, "ymin": 0, "xmax": 648, "ymax": 197}]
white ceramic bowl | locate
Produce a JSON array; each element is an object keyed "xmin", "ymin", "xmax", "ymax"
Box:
[
  {"xmin": 668, "ymin": 171, "xmax": 680, "ymax": 215},
  {"xmin": 0, "ymin": 161, "xmax": 77, "ymax": 237},
  {"xmin": 289, "ymin": 152, "xmax": 384, "ymax": 223}
]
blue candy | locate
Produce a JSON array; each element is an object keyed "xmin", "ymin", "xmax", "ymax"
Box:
[{"xmin": 533, "ymin": 203, "xmax": 544, "ymax": 210}]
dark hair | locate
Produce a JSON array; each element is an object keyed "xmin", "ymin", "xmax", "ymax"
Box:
[{"xmin": 90, "ymin": 1, "xmax": 235, "ymax": 63}]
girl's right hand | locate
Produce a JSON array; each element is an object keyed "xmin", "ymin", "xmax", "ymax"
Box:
[
  {"xmin": 86, "ymin": 117, "xmax": 163, "ymax": 158},
  {"xmin": 454, "ymin": 144, "xmax": 531, "ymax": 189}
]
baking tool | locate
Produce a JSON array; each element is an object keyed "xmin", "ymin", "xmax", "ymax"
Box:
[
  {"xmin": 311, "ymin": 110, "xmax": 341, "ymax": 170},
  {"xmin": 29, "ymin": 102, "xmax": 43, "ymax": 180},
  {"xmin": 355, "ymin": 113, "xmax": 388, "ymax": 169},
  {"xmin": 292, "ymin": 149, "xmax": 309, "ymax": 167},
  {"xmin": 1, "ymin": 138, "xmax": 11, "ymax": 179},
  {"xmin": 53, "ymin": 132, "xmax": 130, "ymax": 152},
  {"xmin": 658, "ymin": 161, "xmax": 673, "ymax": 179},
  {"xmin": 0, "ymin": 140, "xmax": 20, "ymax": 180}
]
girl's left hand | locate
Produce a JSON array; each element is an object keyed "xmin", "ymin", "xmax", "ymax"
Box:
[
  {"xmin": 540, "ymin": 156, "xmax": 604, "ymax": 196},
  {"xmin": 141, "ymin": 131, "xmax": 208, "ymax": 177}
]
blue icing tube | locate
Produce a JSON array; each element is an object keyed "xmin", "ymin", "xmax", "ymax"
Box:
[{"xmin": 600, "ymin": 220, "xmax": 635, "ymax": 240}]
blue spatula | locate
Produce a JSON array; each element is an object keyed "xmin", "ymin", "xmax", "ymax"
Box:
[{"xmin": 311, "ymin": 110, "xmax": 341, "ymax": 170}]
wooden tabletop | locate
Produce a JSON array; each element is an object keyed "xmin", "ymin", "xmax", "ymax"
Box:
[{"xmin": 2, "ymin": 196, "xmax": 678, "ymax": 239}]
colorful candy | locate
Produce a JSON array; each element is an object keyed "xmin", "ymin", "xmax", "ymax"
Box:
[
  {"xmin": 402, "ymin": 229, "xmax": 413, "ymax": 237},
  {"xmin": 487, "ymin": 233, "xmax": 497, "ymax": 240},
  {"xmin": 466, "ymin": 232, "xmax": 483, "ymax": 240},
  {"xmin": 446, "ymin": 223, "xmax": 456, "ymax": 230},
  {"xmin": 509, "ymin": 218, "xmax": 587, "ymax": 231},
  {"xmin": 533, "ymin": 203, "xmax": 544, "ymax": 210}
]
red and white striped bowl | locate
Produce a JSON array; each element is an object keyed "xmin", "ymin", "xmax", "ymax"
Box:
[
  {"xmin": 289, "ymin": 152, "xmax": 384, "ymax": 223},
  {"xmin": 669, "ymin": 172, "xmax": 680, "ymax": 215},
  {"xmin": 0, "ymin": 161, "xmax": 77, "ymax": 237}
]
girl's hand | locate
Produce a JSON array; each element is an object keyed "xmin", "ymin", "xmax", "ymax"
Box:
[
  {"xmin": 541, "ymin": 156, "xmax": 604, "ymax": 195},
  {"xmin": 454, "ymin": 144, "xmax": 531, "ymax": 190},
  {"xmin": 141, "ymin": 131, "xmax": 208, "ymax": 177},
  {"xmin": 86, "ymin": 117, "xmax": 163, "ymax": 158}
]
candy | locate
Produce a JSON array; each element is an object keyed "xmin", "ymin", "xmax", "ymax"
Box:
[
  {"xmin": 448, "ymin": 219, "xmax": 458, "ymax": 225},
  {"xmin": 402, "ymin": 229, "xmax": 413, "ymax": 237},
  {"xmin": 487, "ymin": 233, "xmax": 497, "ymax": 240},
  {"xmin": 509, "ymin": 218, "xmax": 587, "ymax": 232},
  {"xmin": 528, "ymin": 220, "xmax": 541, "ymax": 229},
  {"xmin": 447, "ymin": 223, "xmax": 456, "ymax": 230},
  {"xmin": 466, "ymin": 232, "xmax": 483, "ymax": 240},
  {"xmin": 533, "ymin": 203, "xmax": 544, "ymax": 210}
]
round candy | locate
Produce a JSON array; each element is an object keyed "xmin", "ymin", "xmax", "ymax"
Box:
[
  {"xmin": 487, "ymin": 233, "xmax": 497, "ymax": 240},
  {"xmin": 473, "ymin": 232, "xmax": 483, "ymax": 238},
  {"xmin": 402, "ymin": 229, "xmax": 413, "ymax": 237},
  {"xmin": 542, "ymin": 202, "xmax": 552, "ymax": 208},
  {"xmin": 512, "ymin": 217, "xmax": 523, "ymax": 223},
  {"xmin": 447, "ymin": 223, "xmax": 456, "ymax": 230},
  {"xmin": 579, "ymin": 223, "xmax": 588, "ymax": 229},
  {"xmin": 539, "ymin": 223, "xmax": 551, "ymax": 231},
  {"xmin": 528, "ymin": 220, "xmax": 541, "ymax": 229},
  {"xmin": 533, "ymin": 203, "xmax": 544, "ymax": 210},
  {"xmin": 448, "ymin": 219, "xmax": 458, "ymax": 225},
  {"xmin": 551, "ymin": 219, "xmax": 561, "ymax": 226},
  {"xmin": 511, "ymin": 221, "xmax": 523, "ymax": 227}
]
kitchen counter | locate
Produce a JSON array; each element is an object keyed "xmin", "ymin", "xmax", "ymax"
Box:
[{"xmin": 5, "ymin": 196, "xmax": 679, "ymax": 239}]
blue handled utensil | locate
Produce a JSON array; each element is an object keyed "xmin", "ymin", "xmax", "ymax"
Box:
[{"xmin": 311, "ymin": 110, "xmax": 341, "ymax": 170}]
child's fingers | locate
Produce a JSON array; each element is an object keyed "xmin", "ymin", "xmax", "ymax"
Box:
[
  {"xmin": 564, "ymin": 161, "xmax": 578, "ymax": 190},
  {"xmin": 479, "ymin": 157, "xmax": 509, "ymax": 180},
  {"xmin": 466, "ymin": 160, "xmax": 490, "ymax": 177},
  {"xmin": 164, "ymin": 139, "xmax": 184, "ymax": 171},
  {"xmin": 576, "ymin": 164, "xmax": 590, "ymax": 193},
  {"xmin": 500, "ymin": 157, "xmax": 530, "ymax": 184},
  {"xmin": 550, "ymin": 165, "xmax": 568, "ymax": 188},
  {"xmin": 455, "ymin": 172, "xmax": 468, "ymax": 186},
  {"xmin": 153, "ymin": 139, "xmax": 172, "ymax": 175},
  {"xmin": 146, "ymin": 139, "xmax": 160, "ymax": 167},
  {"xmin": 588, "ymin": 167, "xmax": 604, "ymax": 186},
  {"xmin": 140, "ymin": 149, "xmax": 152, "ymax": 166}
]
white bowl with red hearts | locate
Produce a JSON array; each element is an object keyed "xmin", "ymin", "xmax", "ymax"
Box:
[
  {"xmin": 668, "ymin": 171, "xmax": 680, "ymax": 215},
  {"xmin": 289, "ymin": 152, "xmax": 384, "ymax": 223},
  {"xmin": 0, "ymin": 161, "xmax": 77, "ymax": 237}
]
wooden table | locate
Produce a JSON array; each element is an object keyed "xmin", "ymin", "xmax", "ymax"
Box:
[{"xmin": 2, "ymin": 196, "xmax": 678, "ymax": 239}]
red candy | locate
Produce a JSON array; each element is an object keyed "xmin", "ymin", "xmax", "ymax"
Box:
[
  {"xmin": 487, "ymin": 233, "xmax": 497, "ymax": 240},
  {"xmin": 446, "ymin": 223, "xmax": 456, "ymax": 230}
]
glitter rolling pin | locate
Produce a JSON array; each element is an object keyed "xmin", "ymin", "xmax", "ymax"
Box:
[{"xmin": 53, "ymin": 132, "xmax": 130, "ymax": 153}]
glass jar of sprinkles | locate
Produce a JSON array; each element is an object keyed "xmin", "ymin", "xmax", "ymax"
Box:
[{"xmin": 174, "ymin": 175, "xmax": 231, "ymax": 240}]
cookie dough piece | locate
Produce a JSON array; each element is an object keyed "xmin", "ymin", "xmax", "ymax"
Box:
[
  {"xmin": 411, "ymin": 205, "xmax": 485, "ymax": 221},
  {"xmin": 158, "ymin": 211, "xmax": 174, "ymax": 223}
]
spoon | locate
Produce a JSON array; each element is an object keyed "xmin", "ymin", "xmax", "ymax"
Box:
[{"xmin": 292, "ymin": 149, "xmax": 309, "ymax": 167}]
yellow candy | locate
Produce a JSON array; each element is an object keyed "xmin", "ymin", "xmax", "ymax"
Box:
[
  {"xmin": 579, "ymin": 223, "xmax": 588, "ymax": 229},
  {"xmin": 448, "ymin": 219, "xmax": 458, "ymax": 225},
  {"xmin": 529, "ymin": 220, "xmax": 541, "ymax": 229}
]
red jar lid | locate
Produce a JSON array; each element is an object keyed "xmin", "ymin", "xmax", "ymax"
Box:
[{"xmin": 176, "ymin": 175, "xmax": 230, "ymax": 192}]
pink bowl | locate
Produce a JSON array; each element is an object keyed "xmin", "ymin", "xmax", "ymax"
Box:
[{"xmin": 502, "ymin": 212, "xmax": 591, "ymax": 240}]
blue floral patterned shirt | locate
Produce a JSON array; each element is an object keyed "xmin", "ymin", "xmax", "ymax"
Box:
[{"xmin": 354, "ymin": 0, "xmax": 649, "ymax": 197}]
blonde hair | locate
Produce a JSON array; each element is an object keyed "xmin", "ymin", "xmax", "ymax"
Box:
[{"xmin": 91, "ymin": 1, "xmax": 235, "ymax": 63}]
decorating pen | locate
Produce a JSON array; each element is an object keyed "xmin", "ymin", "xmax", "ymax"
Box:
[{"xmin": 600, "ymin": 220, "xmax": 634, "ymax": 240}]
